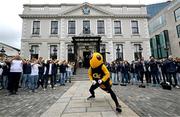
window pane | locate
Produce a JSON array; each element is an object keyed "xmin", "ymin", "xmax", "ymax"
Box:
[
  {"xmin": 114, "ymin": 21, "xmax": 121, "ymax": 34},
  {"xmin": 68, "ymin": 21, "xmax": 75, "ymax": 34},
  {"xmin": 177, "ymin": 24, "xmax": 180, "ymax": 38},
  {"xmin": 31, "ymin": 45, "xmax": 39, "ymax": 54},
  {"xmin": 97, "ymin": 20, "xmax": 104, "ymax": 34},
  {"xmin": 175, "ymin": 8, "xmax": 180, "ymax": 21},
  {"xmin": 51, "ymin": 21, "xmax": 58, "ymax": 34},
  {"xmin": 83, "ymin": 20, "xmax": 90, "ymax": 34},
  {"xmin": 131, "ymin": 21, "xmax": 139, "ymax": 34},
  {"xmin": 33, "ymin": 21, "xmax": 40, "ymax": 34}
]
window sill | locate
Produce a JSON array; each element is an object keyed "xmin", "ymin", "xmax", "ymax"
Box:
[
  {"xmin": 131, "ymin": 34, "xmax": 140, "ymax": 36},
  {"xmin": 97, "ymin": 34, "xmax": 105, "ymax": 36},
  {"xmin": 131, "ymin": 34, "xmax": 140, "ymax": 37},
  {"xmin": 31, "ymin": 34, "xmax": 41, "ymax": 37},
  {"xmin": 68, "ymin": 34, "xmax": 76, "ymax": 37},
  {"xmin": 114, "ymin": 34, "xmax": 123, "ymax": 36},
  {"xmin": 49, "ymin": 34, "xmax": 59, "ymax": 37}
]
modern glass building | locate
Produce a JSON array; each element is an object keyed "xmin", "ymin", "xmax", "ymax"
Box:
[{"xmin": 148, "ymin": 0, "xmax": 180, "ymax": 59}]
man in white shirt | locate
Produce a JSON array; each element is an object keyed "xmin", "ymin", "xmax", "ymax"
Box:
[{"xmin": 8, "ymin": 55, "xmax": 25, "ymax": 95}]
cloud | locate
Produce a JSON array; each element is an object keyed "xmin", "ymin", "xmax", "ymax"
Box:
[{"xmin": 0, "ymin": 26, "xmax": 21, "ymax": 49}]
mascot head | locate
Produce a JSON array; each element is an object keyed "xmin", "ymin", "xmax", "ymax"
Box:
[{"xmin": 90, "ymin": 52, "xmax": 103, "ymax": 68}]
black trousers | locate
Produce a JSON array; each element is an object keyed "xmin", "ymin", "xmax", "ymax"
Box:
[
  {"xmin": 44, "ymin": 75, "xmax": 54, "ymax": 88},
  {"xmin": 37, "ymin": 73, "xmax": 44, "ymax": 88},
  {"xmin": 167, "ymin": 72, "xmax": 177, "ymax": 86},
  {"xmin": 8, "ymin": 72, "xmax": 21, "ymax": 93},
  {"xmin": 89, "ymin": 82, "xmax": 120, "ymax": 107}
]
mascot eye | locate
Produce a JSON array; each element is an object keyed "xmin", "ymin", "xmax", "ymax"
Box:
[{"xmin": 96, "ymin": 55, "xmax": 101, "ymax": 61}]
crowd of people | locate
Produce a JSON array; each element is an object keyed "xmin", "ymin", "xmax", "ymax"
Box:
[
  {"xmin": 0, "ymin": 53, "xmax": 180, "ymax": 96},
  {"xmin": 0, "ymin": 54, "xmax": 74, "ymax": 95},
  {"xmin": 106, "ymin": 56, "xmax": 180, "ymax": 88}
]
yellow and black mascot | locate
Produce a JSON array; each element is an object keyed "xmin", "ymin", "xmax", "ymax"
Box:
[{"xmin": 87, "ymin": 52, "xmax": 122, "ymax": 112}]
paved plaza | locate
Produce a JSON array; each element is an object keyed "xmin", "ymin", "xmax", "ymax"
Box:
[
  {"xmin": 41, "ymin": 81, "xmax": 138, "ymax": 117},
  {"xmin": 0, "ymin": 69, "xmax": 180, "ymax": 117}
]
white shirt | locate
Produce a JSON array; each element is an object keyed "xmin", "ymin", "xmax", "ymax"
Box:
[
  {"xmin": 0, "ymin": 61, "xmax": 5, "ymax": 75},
  {"xmin": 48, "ymin": 64, "xmax": 52, "ymax": 75},
  {"xmin": 10, "ymin": 60, "xmax": 23, "ymax": 72},
  {"xmin": 31, "ymin": 63, "xmax": 40, "ymax": 76}
]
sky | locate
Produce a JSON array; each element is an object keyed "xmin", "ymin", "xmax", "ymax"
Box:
[{"xmin": 0, "ymin": 0, "xmax": 170, "ymax": 49}]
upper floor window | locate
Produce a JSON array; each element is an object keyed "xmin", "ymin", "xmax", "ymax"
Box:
[
  {"xmin": 51, "ymin": 21, "xmax": 58, "ymax": 34},
  {"xmin": 114, "ymin": 21, "xmax": 121, "ymax": 34},
  {"xmin": 177, "ymin": 24, "xmax": 180, "ymax": 38},
  {"xmin": 83, "ymin": 20, "xmax": 90, "ymax": 34},
  {"xmin": 174, "ymin": 8, "xmax": 180, "ymax": 21},
  {"xmin": 32, "ymin": 21, "xmax": 40, "ymax": 35},
  {"xmin": 97, "ymin": 20, "xmax": 105, "ymax": 34},
  {"xmin": 131, "ymin": 21, "xmax": 139, "ymax": 34},
  {"xmin": 68, "ymin": 21, "xmax": 76, "ymax": 34}
]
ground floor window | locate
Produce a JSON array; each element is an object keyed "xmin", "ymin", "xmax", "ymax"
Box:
[
  {"xmin": 29, "ymin": 45, "xmax": 39, "ymax": 59},
  {"xmin": 116, "ymin": 44, "xmax": 123, "ymax": 61},
  {"xmin": 134, "ymin": 44, "xmax": 143, "ymax": 61},
  {"xmin": 50, "ymin": 45, "xmax": 57, "ymax": 60}
]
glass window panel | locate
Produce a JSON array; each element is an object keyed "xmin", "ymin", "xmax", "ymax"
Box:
[
  {"xmin": 97, "ymin": 20, "xmax": 105, "ymax": 34},
  {"xmin": 68, "ymin": 21, "xmax": 76, "ymax": 34},
  {"xmin": 83, "ymin": 20, "xmax": 90, "ymax": 34},
  {"xmin": 32, "ymin": 21, "xmax": 40, "ymax": 34},
  {"xmin": 114, "ymin": 21, "xmax": 121, "ymax": 34},
  {"xmin": 131, "ymin": 21, "xmax": 139, "ymax": 34},
  {"xmin": 174, "ymin": 8, "xmax": 180, "ymax": 21},
  {"xmin": 176, "ymin": 24, "xmax": 180, "ymax": 38},
  {"xmin": 51, "ymin": 21, "xmax": 58, "ymax": 34}
]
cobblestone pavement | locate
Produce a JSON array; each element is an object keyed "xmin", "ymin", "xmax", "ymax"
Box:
[
  {"xmin": 112, "ymin": 84, "xmax": 180, "ymax": 117},
  {"xmin": 0, "ymin": 83, "xmax": 73, "ymax": 117}
]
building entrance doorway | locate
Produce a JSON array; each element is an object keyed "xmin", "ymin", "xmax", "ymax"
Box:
[{"xmin": 83, "ymin": 51, "xmax": 91, "ymax": 68}]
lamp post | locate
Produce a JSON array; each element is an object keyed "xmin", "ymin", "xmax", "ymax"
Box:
[
  {"xmin": 0, "ymin": 46, "xmax": 6, "ymax": 54},
  {"xmin": 101, "ymin": 46, "xmax": 106, "ymax": 62},
  {"xmin": 53, "ymin": 47, "xmax": 57, "ymax": 60},
  {"xmin": 116, "ymin": 45, "xmax": 120, "ymax": 60},
  {"xmin": 29, "ymin": 48, "xmax": 34, "ymax": 59},
  {"xmin": 139, "ymin": 45, "xmax": 143, "ymax": 59}
]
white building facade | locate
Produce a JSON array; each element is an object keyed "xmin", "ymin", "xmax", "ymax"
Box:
[{"xmin": 20, "ymin": 2, "xmax": 151, "ymax": 64}]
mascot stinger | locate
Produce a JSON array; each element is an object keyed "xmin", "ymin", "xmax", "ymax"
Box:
[{"xmin": 87, "ymin": 52, "xmax": 122, "ymax": 112}]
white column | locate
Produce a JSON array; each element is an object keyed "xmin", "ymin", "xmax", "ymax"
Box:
[
  {"xmin": 142, "ymin": 41, "xmax": 151, "ymax": 60},
  {"xmin": 60, "ymin": 41, "xmax": 66, "ymax": 61},
  {"xmin": 40, "ymin": 42, "xmax": 48, "ymax": 59},
  {"xmin": 106, "ymin": 41, "xmax": 113, "ymax": 63},
  {"xmin": 124, "ymin": 41, "xmax": 133, "ymax": 62}
]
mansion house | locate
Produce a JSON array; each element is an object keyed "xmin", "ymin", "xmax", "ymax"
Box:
[{"xmin": 20, "ymin": 2, "xmax": 151, "ymax": 66}]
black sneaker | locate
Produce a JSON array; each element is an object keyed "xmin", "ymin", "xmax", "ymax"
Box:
[
  {"xmin": 87, "ymin": 95, "xmax": 95, "ymax": 100},
  {"xmin": 116, "ymin": 105, "xmax": 122, "ymax": 113}
]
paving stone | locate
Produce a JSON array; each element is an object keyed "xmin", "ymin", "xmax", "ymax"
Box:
[
  {"xmin": 64, "ymin": 107, "xmax": 86, "ymax": 113},
  {"xmin": 68, "ymin": 102, "xmax": 90, "ymax": 108},
  {"xmin": 40, "ymin": 102, "xmax": 68, "ymax": 117},
  {"xmin": 87, "ymin": 106, "xmax": 113, "ymax": 112},
  {"xmin": 61, "ymin": 112, "xmax": 102, "ymax": 117},
  {"xmin": 101, "ymin": 111, "xmax": 118, "ymax": 117}
]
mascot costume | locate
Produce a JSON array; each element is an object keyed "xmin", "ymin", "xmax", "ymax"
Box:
[{"xmin": 87, "ymin": 52, "xmax": 122, "ymax": 112}]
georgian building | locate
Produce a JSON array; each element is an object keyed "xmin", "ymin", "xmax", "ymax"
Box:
[{"xmin": 20, "ymin": 2, "xmax": 150, "ymax": 65}]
